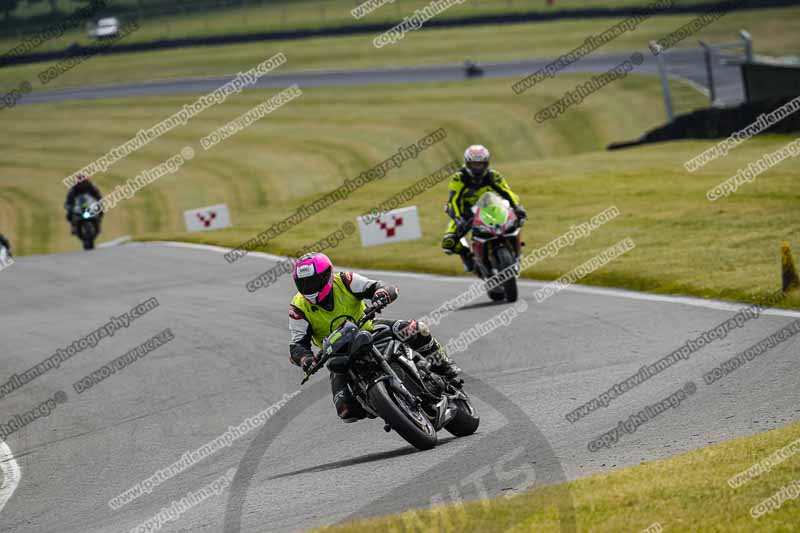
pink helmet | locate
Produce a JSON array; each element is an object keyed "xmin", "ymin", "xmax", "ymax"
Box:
[{"xmin": 293, "ymin": 252, "xmax": 334, "ymax": 304}]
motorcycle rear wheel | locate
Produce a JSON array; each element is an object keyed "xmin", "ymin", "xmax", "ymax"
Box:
[
  {"xmin": 444, "ymin": 398, "xmax": 480, "ymax": 437},
  {"xmin": 487, "ymin": 288, "xmax": 505, "ymax": 301}
]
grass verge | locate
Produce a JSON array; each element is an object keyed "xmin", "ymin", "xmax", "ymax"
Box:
[
  {"xmin": 0, "ymin": 6, "xmax": 798, "ymax": 91},
  {"xmin": 1, "ymin": 0, "xmax": 731, "ymax": 51},
  {"xmin": 313, "ymin": 421, "xmax": 800, "ymax": 532},
  {"xmin": 1, "ymin": 74, "xmax": 798, "ymax": 307}
]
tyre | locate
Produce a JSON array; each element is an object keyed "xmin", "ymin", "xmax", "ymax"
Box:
[
  {"xmin": 390, "ymin": 362, "xmax": 423, "ymax": 396},
  {"xmin": 391, "ymin": 361, "xmax": 440, "ymax": 421},
  {"xmin": 368, "ymin": 381, "xmax": 437, "ymax": 450},
  {"xmin": 487, "ymin": 288, "xmax": 505, "ymax": 301},
  {"xmin": 495, "ymin": 247, "xmax": 518, "ymax": 302},
  {"xmin": 444, "ymin": 398, "xmax": 480, "ymax": 437},
  {"xmin": 79, "ymin": 222, "xmax": 96, "ymax": 250}
]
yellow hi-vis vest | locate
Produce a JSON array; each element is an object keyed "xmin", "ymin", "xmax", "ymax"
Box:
[{"xmin": 291, "ymin": 273, "xmax": 374, "ymax": 348}]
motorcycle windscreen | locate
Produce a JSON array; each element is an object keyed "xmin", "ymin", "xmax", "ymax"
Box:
[{"xmin": 476, "ymin": 192, "xmax": 509, "ymax": 228}]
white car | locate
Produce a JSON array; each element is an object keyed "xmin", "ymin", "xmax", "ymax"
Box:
[{"xmin": 88, "ymin": 17, "xmax": 120, "ymax": 39}]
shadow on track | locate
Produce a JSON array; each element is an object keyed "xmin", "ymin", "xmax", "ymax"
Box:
[
  {"xmin": 454, "ymin": 296, "xmax": 532, "ymax": 312},
  {"xmin": 268, "ymin": 436, "xmax": 459, "ymax": 480},
  {"xmin": 453, "ymin": 300, "xmax": 508, "ymax": 312},
  {"xmin": 223, "ymin": 374, "xmax": 576, "ymax": 533}
]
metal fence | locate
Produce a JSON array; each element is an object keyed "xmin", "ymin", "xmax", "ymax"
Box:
[{"xmin": 651, "ymin": 30, "xmax": 754, "ymax": 121}]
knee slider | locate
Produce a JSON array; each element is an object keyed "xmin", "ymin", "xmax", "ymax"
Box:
[
  {"xmin": 442, "ymin": 234, "xmax": 458, "ymax": 251},
  {"xmin": 393, "ymin": 319, "xmax": 418, "ymax": 339}
]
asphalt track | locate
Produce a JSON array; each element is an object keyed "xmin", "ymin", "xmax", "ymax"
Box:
[
  {"xmin": 17, "ymin": 47, "xmax": 745, "ymax": 108},
  {"xmin": 1, "ymin": 242, "xmax": 799, "ymax": 532},
  {"xmin": 0, "ymin": 44, "xmax": 772, "ymax": 532}
]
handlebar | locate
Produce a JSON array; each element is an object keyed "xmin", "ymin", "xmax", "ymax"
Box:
[
  {"xmin": 358, "ymin": 303, "xmax": 383, "ymax": 326},
  {"xmin": 300, "ymin": 301, "xmax": 387, "ymax": 385},
  {"xmin": 300, "ymin": 359, "xmax": 325, "ymax": 385},
  {"xmin": 455, "ymin": 217, "xmax": 472, "ymax": 237}
]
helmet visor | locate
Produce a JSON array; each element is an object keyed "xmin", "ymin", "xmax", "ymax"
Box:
[
  {"xmin": 466, "ymin": 161, "xmax": 488, "ymax": 179},
  {"xmin": 295, "ymin": 266, "xmax": 332, "ymax": 295}
]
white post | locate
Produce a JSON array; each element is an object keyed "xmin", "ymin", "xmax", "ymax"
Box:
[{"xmin": 650, "ymin": 41, "xmax": 674, "ymax": 121}]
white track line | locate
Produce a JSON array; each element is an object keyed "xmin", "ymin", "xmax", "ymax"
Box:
[
  {"xmin": 98, "ymin": 235, "xmax": 132, "ymax": 248},
  {"xmin": 0, "ymin": 441, "xmax": 21, "ymax": 514},
  {"xmin": 138, "ymin": 240, "xmax": 800, "ymax": 318}
]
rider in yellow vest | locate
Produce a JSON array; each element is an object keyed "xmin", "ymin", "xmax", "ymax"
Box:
[
  {"xmin": 289, "ymin": 252, "xmax": 459, "ymax": 422},
  {"xmin": 443, "ymin": 145, "xmax": 527, "ymax": 272}
]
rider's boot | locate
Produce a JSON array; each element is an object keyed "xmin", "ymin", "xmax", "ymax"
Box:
[
  {"xmin": 418, "ymin": 339, "xmax": 461, "ymax": 379},
  {"xmin": 459, "ymin": 248, "xmax": 475, "ymax": 273},
  {"xmin": 331, "ymin": 372, "xmax": 367, "ymax": 423}
]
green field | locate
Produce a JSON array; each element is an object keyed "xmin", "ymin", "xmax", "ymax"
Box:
[
  {"xmin": 1, "ymin": 0, "xmax": 731, "ymax": 49},
  {"xmin": 2, "ymin": 71, "xmax": 799, "ymax": 308},
  {"xmin": 1, "ymin": 5, "xmax": 797, "ymax": 94},
  {"xmin": 2, "ymin": 6, "xmax": 799, "ymax": 530},
  {"xmin": 315, "ymin": 420, "xmax": 800, "ymax": 532}
]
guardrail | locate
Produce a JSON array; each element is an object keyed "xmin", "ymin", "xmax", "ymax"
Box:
[
  {"xmin": 699, "ymin": 29, "xmax": 753, "ymax": 104},
  {"xmin": 651, "ymin": 29, "xmax": 753, "ymax": 121}
]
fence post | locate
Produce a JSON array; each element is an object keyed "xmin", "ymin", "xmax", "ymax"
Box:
[
  {"xmin": 699, "ymin": 40, "xmax": 716, "ymax": 105},
  {"xmin": 739, "ymin": 29, "xmax": 754, "ymax": 62},
  {"xmin": 651, "ymin": 41, "xmax": 674, "ymax": 121}
]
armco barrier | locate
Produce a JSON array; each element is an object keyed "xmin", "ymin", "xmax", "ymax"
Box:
[
  {"xmin": 742, "ymin": 62, "xmax": 800, "ymax": 103},
  {"xmin": 608, "ymin": 95, "xmax": 800, "ymax": 150}
]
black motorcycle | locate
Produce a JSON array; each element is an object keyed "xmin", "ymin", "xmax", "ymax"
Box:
[
  {"xmin": 70, "ymin": 193, "xmax": 101, "ymax": 250},
  {"xmin": 302, "ymin": 303, "xmax": 480, "ymax": 450},
  {"xmin": 458, "ymin": 191, "xmax": 524, "ymax": 302},
  {"xmin": 464, "ymin": 59, "xmax": 484, "ymax": 78},
  {"xmin": 0, "ymin": 238, "xmax": 12, "ymax": 270}
]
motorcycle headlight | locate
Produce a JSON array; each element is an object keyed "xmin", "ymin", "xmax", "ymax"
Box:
[{"xmin": 82, "ymin": 212, "xmax": 91, "ymax": 219}]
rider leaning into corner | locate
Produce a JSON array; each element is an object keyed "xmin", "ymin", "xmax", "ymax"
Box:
[
  {"xmin": 288, "ymin": 252, "xmax": 460, "ymax": 423},
  {"xmin": 442, "ymin": 145, "xmax": 527, "ymax": 272},
  {"xmin": 64, "ymin": 174, "xmax": 104, "ymax": 234}
]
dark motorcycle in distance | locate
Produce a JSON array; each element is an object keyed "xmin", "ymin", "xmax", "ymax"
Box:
[
  {"xmin": 459, "ymin": 191, "xmax": 524, "ymax": 302},
  {"xmin": 70, "ymin": 193, "xmax": 101, "ymax": 250},
  {"xmin": 464, "ymin": 58, "xmax": 484, "ymax": 78},
  {"xmin": 0, "ymin": 238, "xmax": 12, "ymax": 270},
  {"xmin": 302, "ymin": 303, "xmax": 480, "ymax": 450}
]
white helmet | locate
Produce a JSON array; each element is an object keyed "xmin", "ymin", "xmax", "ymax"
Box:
[{"xmin": 463, "ymin": 144, "xmax": 490, "ymax": 184}]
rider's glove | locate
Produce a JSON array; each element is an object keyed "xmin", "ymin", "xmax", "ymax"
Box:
[
  {"xmin": 514, "ymin": 206, "xmax": 527, "ymax": 222},
  {"xmin": 300, "ymin": 355, "xmax": 316, "ymax": 373},
  {"xmin": 372, "ymin": 287, "xmax": 393, "ymax": 308},
  {"xmin": 456, "ymin": 216, "xmax": 472, "ymax": 235}
]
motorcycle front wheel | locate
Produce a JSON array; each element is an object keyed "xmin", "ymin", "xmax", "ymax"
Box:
[
  {"xmin": 495, "ymin": 247, "xmax": 518, "ymax": 302},
  {"xmin": 368, "ymin": 381, "xmax": 437, "ymax": 450},
  {"xmin": 79, "ymin": 221, "xmax": 96, "ymax": 250}
]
